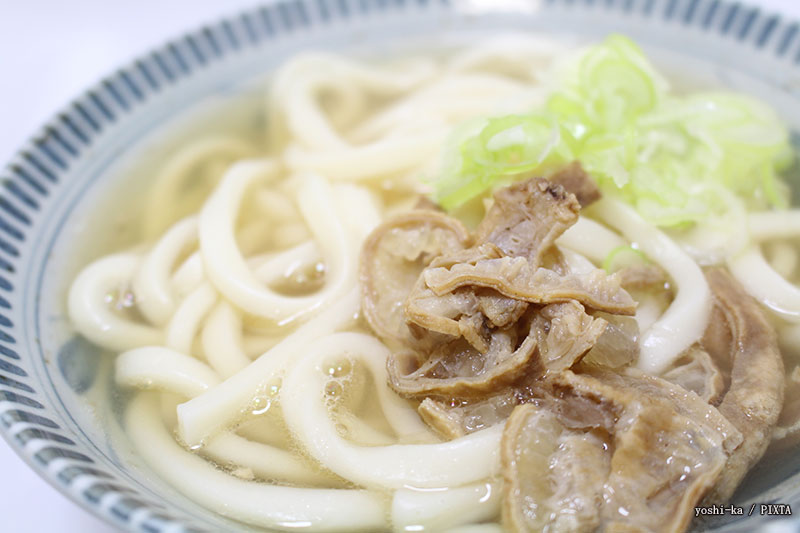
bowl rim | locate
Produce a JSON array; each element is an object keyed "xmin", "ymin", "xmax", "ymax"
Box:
[{"xmin": 1, "ymin": 0, "xmax": 800, "ymax": 531}]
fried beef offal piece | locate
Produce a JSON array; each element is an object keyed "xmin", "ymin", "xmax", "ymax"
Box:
[
  {"xmin": 359, "ymin": 163, "xmax": 787, "ymax": 533},
  {"xmin": 549, "ymin": 161, "xmax": 602, "ymax": 208},
  {"xmin": 701, "ymin": 268, "xmax": 784, "ymax": 502},
  {"xmin": 384, "ymin": 176, "xmax": 634, "ymax": 397},
  {"xmin": 417, "ymin": 251, "xmax": 636, "ymax": 315},
  {"xmin": 360, "ymin": 210, "xmax": 470, "ymax": 347},
  {"xmin": 501, "ymin": 369, "xmax": 742, "ymax": 533},
  {"xmin": 389, "ymin": 300, "xmax": 608, "ymax": 399},
  {"xmin": 473, "ymin": 176, "xmax": 582, "ymax": 265}
]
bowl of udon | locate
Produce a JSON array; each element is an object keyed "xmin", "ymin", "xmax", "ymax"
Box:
[{"xmin": 5, "ymin": 0, "xmax": 800, "ymax": 531}]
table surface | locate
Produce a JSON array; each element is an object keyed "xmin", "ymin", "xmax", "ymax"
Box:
[{"xmin": 0, "ymin": 0, "xmax": 798, "ymax": 531}]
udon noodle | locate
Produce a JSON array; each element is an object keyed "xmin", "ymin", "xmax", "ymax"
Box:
[{"xmin": 66, "ymin": 34, "xmax": 800, "ymax": 532}]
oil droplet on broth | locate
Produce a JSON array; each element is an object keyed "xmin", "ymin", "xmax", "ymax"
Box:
[
  {"xmin": 325, "ymin": 380, "xmax": 344, "ymax": 398},
  {"xmin": 251, "ymin": 396, "xmax": 272, "ymax": 416},
  {"xmin": 248, "ymin": 379, "xmax": 281, "ymax": 416},
  {"xmin": 119, "ymin": 289, "xmax": 136, "ymax": 309},
  {"xmin": 325, "ymin": 358, "xmax": 352, "ymax": 378}
]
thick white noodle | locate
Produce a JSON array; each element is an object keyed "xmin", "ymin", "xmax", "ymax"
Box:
[
  {"xmin": 170, "ymin": 251, "xmax": 205, "ymax": 297},
  {"xmin": 254, "ymin": 187, "xmax": 300, "ymax": 221},
  {"xmin": 269, "ymin": 52, "xmax": 436, "ymax": 151},
  {"xmin": 284, "ymin": 129, "xmax": 447, "ymax": 181},
  {"xmin": 336, "ymin": 336, "xmax": 437, "ymax": 443},
  {"xmin": 242, "ymin": 334, "xmax": 281, "ymax": 359},
  {"xmin": 349, "ymin": 75, "xmax": 530, "ymax": 142},
  {"xmin": 283, "ymin": 324, "xmax": 435, "ymax": 443},
  {"xmin": 165, "ymin": 282, "xmax": 217, "ymax": 356},
  {"xmin": 279, "ymin": 66, "xmax": 555, "ymax": 181},
  {"xmin": 337, "ymin": 411, "xmax": 397, "ymax": 446},
  {"xmin": 117, "ymin": 347, "xmax": 330, "ymax": 485},
  {"xmin": 557, "ymin": 216, "xmax": 626, "ymax": 264},
  {"xmin": 729, "ymin": 245, "xmax": 800, "ymax": 323},
  {"xmin": 133, "ymin": 216, "xmax": 199, "ymax": 326},
  {"xmin": 202, "ymin": 432, "xmax": 334, "ymax": 486},
  {"xmin": 594, "ymin": 198, "xmax": 712, "ymax": 374},
  {"xmin": 146, "ymin": 137, "xmax": 254, "ymax": 237},
  {"xmin": 273, "ymin": 222, "xmax": 313, "ymax": 249},
  {"xmin": 749, "ymin": 210, "xmax": 800, "ymax": 240},
  {"xmin": 177, "ymin": 288, "xmax": 360, "ymax": 446},
  {"xmin": 332, "ymin": 184, "xmax": 383, "ymax": 244},
  {"xmin": 281, "ymin": 332, "xmax": 502, "ymax": 489},
  {"xmin": 766, "ymin": 241, "xmax": 798, "ymax": 280},
  {"xmin": 391, "ymin": 482, "xmax": 501, "ymax": 533},
  {"xmin": 236, "ymin": 220, "xmax": 274, "ymax": 256},
  {"xmin": 251, "ymin": 241, "xmax": 320, "ymax": 282},
  {"xmin": 199, "ymin": 161, "xmax": 354, "ymax": 321},
  {"xmin": 634, "ymin": 294, "xmax": 670, "ymax": 334},
  {"xmin": 236, "ymin": 417, "xmax": 293, "ymax": 449},
  {"xmin": 127, "ymin": 393, "xmax": 388, "ymax": 532},
  {"xmin": 116, "ymin": 346, "xmax": 220, "ymax": 398},
  {"xmin": 446, "ymin": 34, "xmax": 568, "ymax": 80},
  {"xmin": 68, "ymin": 253, "xmax": 162, "ymax": 352},
  {"xmin": 201, "ymin": 301, "xmax": 251, "ymax": 378}
]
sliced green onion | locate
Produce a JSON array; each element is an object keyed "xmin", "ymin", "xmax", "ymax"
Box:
[
  {"xmin": 602, "ymin": 245, "xmax": 649, "ymax": 273},
  {"xmin": 429, "ymin": 34, "xmax": 793, "ymax": 227}
]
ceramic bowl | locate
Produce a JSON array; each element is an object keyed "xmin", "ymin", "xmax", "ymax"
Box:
[{"xmin": 3, "ymin": 0, "xmax": 800, "ymax": 531}]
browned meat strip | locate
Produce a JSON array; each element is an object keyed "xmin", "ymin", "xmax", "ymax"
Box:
[
  {"xmin": 383, "ymin": 176, "xmax": 634, "ymax": 401},
  {"xmin": 701, "ymin": 268, "xmax": 784, "ymax": 502},
  {"xmin": 549, "ymin": 161, "xmax": 601, "ymax": 208},
  {"xmin": 417, "ymin": 391, "xmax": 523, "ymax": 439},
  {"xmin": 616, "ymin": 263, "xmax": 669, "ymax": 291},
  {"xmin": 532, "ymin": 302, "xmax": 610, "ymax": 373},
  {"xmin": 501, "ymin": 369, "xmax": 742, "ymax": 533},
  {"xmin": 387, "ymin": 320, "xmax": 538, "ymax": 398},
  {"xmin": 418, "ymin": 398, "xmax": 467, "ymax": 439},
  {"xmin": 360, "ymin": 210, "xmax": 470, "ymax": 346},
  {"xmin": 477, "ymin": 290, "xmax": 529, "ymax": 329},
  {"xmin": 420, "ymin": 257, "xmax": 636, "ymax": 314},
  {"xmin": 474, "ymin": 177, "xmax": 580, "ymax": 265},
  {"xmin": 502, "ymin": 404, "xmax": 608, "ymax": 533},
  {"xmin": 404, "ymin": 284, "xmax": 478, "ymax": 340},
  {"xmin": 388, "ymin": 302, "xmax": 606, "ymax": 398}
]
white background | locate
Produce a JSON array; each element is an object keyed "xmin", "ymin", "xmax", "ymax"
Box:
[{"xmin": 0, "ymin": 0, "xmax": 798, "ymax": 531}]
